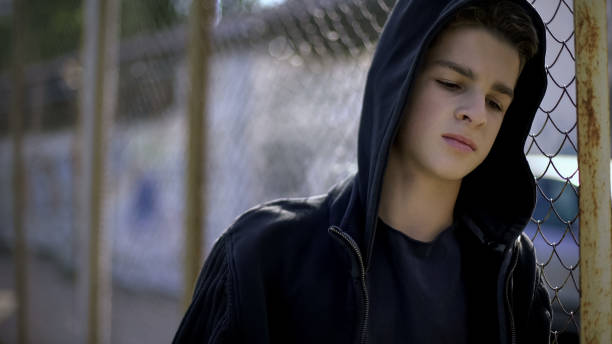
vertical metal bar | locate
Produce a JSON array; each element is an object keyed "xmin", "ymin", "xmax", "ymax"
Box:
[
  {"xmin": 183, "ymin": 0, "xmax": 214, "ymax": 310},
  {"xmin": 11, "ymin": 0, "xmax": 28, "ymax": 342},
  {"xmin": 574, "ymin": 0, "xmax": 612, "ymax": 342},
  {"xmin": 79, "ymin": 0, "xmax": 119, "ymax": 342},
  {"xmin": 99, "ymin": 1, "xmax": 119, "ymax": 344}
]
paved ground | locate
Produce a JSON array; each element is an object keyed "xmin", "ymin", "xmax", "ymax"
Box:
[{"xmin": 0, "ymin": 250, "xmax": 183, "ymax": 344}]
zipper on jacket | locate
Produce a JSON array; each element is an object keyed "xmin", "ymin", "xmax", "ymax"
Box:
[
  {"xmin": 505, "ymin": 245, "xmax": 520, "ymax": 344},
  {"xmin": 328, "ymin": 226, "xmax": 369, "ymax": 344}
]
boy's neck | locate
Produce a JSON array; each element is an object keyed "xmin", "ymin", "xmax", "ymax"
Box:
[{"xmin": 378, "ymin": 150, "xmax": 461, "ymax": 243}]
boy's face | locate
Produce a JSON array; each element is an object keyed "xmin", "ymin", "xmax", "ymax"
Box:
[{"xmin": 393, "ymin": 26, "xmax": 521, "ymax": 181}]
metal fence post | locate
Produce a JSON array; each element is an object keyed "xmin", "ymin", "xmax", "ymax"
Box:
[
  {"xmin": 11, "ymin": 0, "xmax": 28, "ymax": 342},
  {"xmin": 574, "ymin": 0, "xmax": 612, "ymax": 342},
  {"xmin": 182, "ymin": 0, "xmax": 214, "ymax": 310},
  {"xmin": 79, "ymin": 0, "xmax": 120, "ymax": 342}
]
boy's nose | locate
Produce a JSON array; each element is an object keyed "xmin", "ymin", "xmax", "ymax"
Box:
[{"xmin": 454, "ymin": 94, "xmax": 487, "ymax": 127}]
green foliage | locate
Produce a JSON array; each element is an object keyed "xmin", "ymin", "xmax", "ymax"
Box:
[
  {"xmin": 121, "ymin": 0, "xmax": 182, "ymax": 38},
  {"xmin": 0, "ymin": 0, "xmax": 82, "ymax": 71},
  {"xmin": 27, "ymin": 0, "xmax": 83, "ymax": 61},
  {"xmin": 0, "ymin": 0, "xmax": 182, "ymax": 72}
]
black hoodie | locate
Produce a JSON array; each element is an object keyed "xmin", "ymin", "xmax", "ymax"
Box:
[{"xmin": 173, "ymin": 0, "xmax": 552, "ymax": 343}]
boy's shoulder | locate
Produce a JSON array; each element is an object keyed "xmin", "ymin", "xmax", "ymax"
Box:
[
  {"xmin": 211, "ymin": 193, "xmax": 351, "ymax": 293},
  {"xmin": 222, "ymin": 194, "xmax": 332, "ymax": 257},
  {"xmin": 229, "ymin": 194, "xmax": 328, "ymax": 232}
]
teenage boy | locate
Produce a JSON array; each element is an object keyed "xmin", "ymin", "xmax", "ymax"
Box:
[{"xmin": 173, "ymin": 0, "xmax": 551, "ymax": 343}]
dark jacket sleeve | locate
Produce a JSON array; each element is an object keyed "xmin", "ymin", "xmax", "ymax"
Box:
[
  {"xmin": 526, "ymin": 268, "xmax": 553, "ymax": 343},
  {"xmin": 173, "ymin": 234, "xmax": 236, "ymax": 343},
  {"xmin": 515, "ymin": 233, "xmax": 553, "ymax": 343}
]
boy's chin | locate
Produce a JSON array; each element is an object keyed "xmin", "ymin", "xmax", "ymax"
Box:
[{"xmin": 429, "ymin": 162, "xmax": 480, "ymax": 182}]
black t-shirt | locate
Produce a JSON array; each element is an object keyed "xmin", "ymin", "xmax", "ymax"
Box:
[{"xmin": 368, "ymin": 218, "xmax": 468, "ymax": 343}]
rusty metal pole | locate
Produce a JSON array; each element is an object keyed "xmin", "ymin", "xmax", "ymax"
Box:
[
  {"xmin": 182, "ymin": 0, "xmax": 214, "ymax": 310},
  {"xmin": 11, "ymin": 0, "xmax": 28, "ymax": 342},
  {"xmin": 574, "ymin": 0, "xmax": 612, "ymax": 342},
  {"xmin": 79, "ymin": 0, "xmax": 120, "ymax": 343}
]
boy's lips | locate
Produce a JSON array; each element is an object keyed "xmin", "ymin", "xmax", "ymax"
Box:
[{"xmin": 442, "ymin": 133, "xmax": 477, "ymax": 152}]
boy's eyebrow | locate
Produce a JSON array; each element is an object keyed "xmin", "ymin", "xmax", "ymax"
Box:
[{"xmin": 432, "ymin": 59, "xmax": 514, "ymax": 99}]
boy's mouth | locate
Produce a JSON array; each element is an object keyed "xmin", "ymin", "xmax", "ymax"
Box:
[{"xmin": 442, "ymin": 134, "xmax": 477, "ymax": 152}]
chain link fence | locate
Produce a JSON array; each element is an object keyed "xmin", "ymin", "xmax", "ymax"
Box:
[
  {"xmin": 0, "ymin": 0, "xmax": 585, "ymax": 342},
  {"xmin": 526, "ymin": 1, "xmax": 579, "ymax": 341}
]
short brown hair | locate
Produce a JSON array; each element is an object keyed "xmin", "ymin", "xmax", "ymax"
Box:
[{"xmin": 444, "ymin": 1, "xmax": 539, "ymax": 69}]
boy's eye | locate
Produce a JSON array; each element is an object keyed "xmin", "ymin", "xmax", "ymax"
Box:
[
  {"xmin": 436, "ymin": 80, "xmax": 461, "ymax": 90},
  {"xmin": 487, "ymin": 99, "xmax": 503, "ymax": 112}
]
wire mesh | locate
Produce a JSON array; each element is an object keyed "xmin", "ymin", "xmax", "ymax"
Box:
[
  {"xmin": 0, "ymin": 0, "xmax": 582, "ymax": 342},
  {"xmin": 525, "ymin": 0, "xmax": 579, "ymax": 341}
]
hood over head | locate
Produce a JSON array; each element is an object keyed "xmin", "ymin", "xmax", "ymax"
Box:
[{"xmin": 337, "ymin": 0, "xmax": 547, "ymax": 269}]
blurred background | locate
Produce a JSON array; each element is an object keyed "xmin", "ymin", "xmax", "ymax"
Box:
[{"xmin": 0, "ymin": 0, "xmax": 600, "ymax": 343}]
